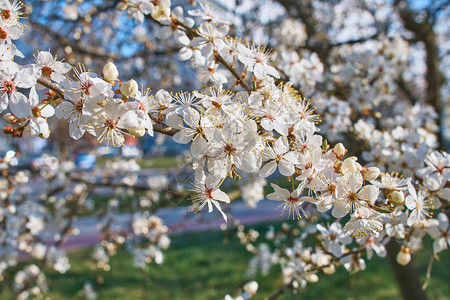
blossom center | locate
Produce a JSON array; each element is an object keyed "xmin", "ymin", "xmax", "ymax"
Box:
[
  {"xmin": 275, "ymin": 153, "xmax": 283, "ymax": 163},
  {"xmin": 32, "ymin": 107, "xmax": 41, "ymax": 118},
  {"xmin": 287, "ymin": 195, "xmax": 298, "ymax": 203},
  {"xmin": 195, "ymin": 125, "xmax": 204, "ymax": 135},
  {"xmin": 0, "ymin": 27, "xmax": 7, "ymax": 40},
  {"xmin": 212, "ymin": 100, "xmax": 222, "ymax": 110},
  {"xmin": 1, "ymin": 9, "xmax": 11, "ymax": 20},
  {"xmin": 224, "ymin": 143, "xmax": 236, "ymax": 156},
  {"xmin": 255, "ymin": 56, "xmax": 264, "ymax": 64},
  {"xmin": 300, "ymin": 143, "xmax": 308, "ymax": 152},
  {"xmin": 328, "ymin": 183, "xmax": 336, "ymax": 194},
  {"xmin": 42, "ymin": 66, "xmax": 53, "ymax": 77},
  {"xmin": 138, "ymin": 101, "xmax": 147, "ymax": 111},
  {"xmin": 264, "ymin": 114, "xmax": 274, "ymax": 121},
  {"xmin": 74, "ymin": 101, "xmax": 84, "ymax": 113},
  {"xmin": 299, "ymin": 111, "xmax": 306, "ymax": 119},
  {"xmin": 81, "ymin": 81, "xmax": 93, "ymax": 95},
  {"xmin": 105, "ymin": 119, "xmax": 117, "ymax": 130},
  {"xmin": 3, "ymin": 80, "xmax": 15, "ymax": 95},
  {"xmin": 347, "ymin": 191, "xmax": 358, "ymax": 202},
  {"xmin": 205, "ymin": 187, "xmax": 213, "ymax": 199}
]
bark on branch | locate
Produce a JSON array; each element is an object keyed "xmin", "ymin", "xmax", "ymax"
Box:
[
  {"xmin": 36, "ymin": 77, "xmax": 180, "ymax": 137},
  {"xmin": 386, "ymin": 239, "xmax": 428, "ymax": 300}
]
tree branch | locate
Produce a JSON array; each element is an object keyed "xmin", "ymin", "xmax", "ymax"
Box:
[
  {"xmin": 37, "ymin": 77, "xmax": 180, "ymax": 137},
  {"xmin": 29, "ymin": 20, "xmax": 119, "ymax": 61}
]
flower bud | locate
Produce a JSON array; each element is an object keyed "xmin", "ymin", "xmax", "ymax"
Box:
[
  {"xmin": 128, "ymin": 125, "xmax": 146, "ymax": 137},
  {"xmin": 265, "ymin": 230, "xmax": 274, "ymax": 240},
  {"xmin": 103, "ymin": 62, "xmax": 119, "ymax": 83},
  {"xmin": 15, "ymin": 171, "xmax": 29, "ymax": 184},
  {"xmin": 396, "ymin": 247, "xmax": 411, "ymax": 266},
  {"xmin": 361, "ymin": 167, "xmax": 380, "ymax": 181},
  {"xmin": 301, "ymin": 249, "xmax": 311, "ymax": 261},
  {"xmin": 3, "ymin": 113, "xmax": 17, "ymax": 124},
  {"xmin": 152, "ymin": 5, "xmax": 170, "ymax": 22},
  {"xmin": 390, "ymin": 190, "xmax": 405, "ymax": 205},
  {"xmin": 63, "ymin": 5, "xmax": 78, "ymax": 21},
  {"xmin": 341, "ymin": 157, "xmax": 362, "ymax": 174},
  {"xmin": 116, "ymin": 1, "xmax": 127, "ymax": 11},
  {"xmin": 306, "ymin": 274, "xmax": 319, "ymax": 283},
  {"xmin": 323, "ymin": 264, "xmax": 336, "ymax": 275},
  {"xmin": 120, "ymin": 79, "xmax": 138, "ymax": 97},
  {"xmin": 333, "ymin": 143, "xmax": 346, "ymax": 158},
  {"xmin": 3, "ymin": 125, "xmax": 13, "ymax": 134},
  {"xmin": 6, "ymin": 203, "xmax": 16, "ymax": 214},
  {"xmin": 243, "ymin": 281, "xmax": 258, "ymax": 296}
]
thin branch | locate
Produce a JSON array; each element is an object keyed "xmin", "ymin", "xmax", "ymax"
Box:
[
  {"xmin": 330, "ymin": 29, "xmax": 385, "ymax": 48},
  {"xmin": 37, "ymin": 77, "xmax": 65, "ymax": 100},
  {"xmin": 213, "ymin": 51, "xmax": 251, "ymax": 93},
  {"xmin": 396, "ymin": 76, "xmax": 418, "ymax": 104},
  {"xmin": 268, "ymin": 282, "xmax": 295, "ymax": 300},
  {"xmin": 29, "ymin": 20, "xmax": 119, "ymax": 61},
  {"xmin": 172, "ymin": 18, "xmax": 253, "ymax": 93},
  {"xmin": 68, "ymin": 173, "xmax": 188, "ymax": 196},
  {"xmin": 38, "ymin": 76, "xmax": 180, "ymax": 137}
]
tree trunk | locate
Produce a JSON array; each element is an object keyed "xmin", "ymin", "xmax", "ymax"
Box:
[
  {"xmin": 395, "ymin": 0, "xmax": 445, "ymax": 149},
  {"xmin": 424, "ymin": 31, "xmax": 445, "ymax": 149},
  {"xmin": 385, "ymin": 239, "xmax": 428, "ymax": 300}
]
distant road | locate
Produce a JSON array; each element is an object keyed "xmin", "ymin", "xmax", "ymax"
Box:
[{"xmin": 54, "ymin": 199, "xmax": 282, "ymax": 252}]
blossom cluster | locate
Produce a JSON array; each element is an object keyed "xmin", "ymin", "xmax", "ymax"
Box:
[{"xmin": 0, "ymin": 0, "xmax": 448, "ymax": 298}]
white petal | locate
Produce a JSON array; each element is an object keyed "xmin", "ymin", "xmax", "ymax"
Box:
[
  {"xmin": 438, "ymin": 213, "xmax": 449, "ymax": 231},
  {"xmin": 273, "ymin": 136, "xmax": 289, "ymax": 154},
  {"xmin": 29, "ymin": 86, "xmax": 39, "ymax": 107},
  {"xmin": 437, "ymin": 187, "xmax": 450, "ymax": 201},
  {"xmin": 191, "ymin": 137, "xmax": 210, "ymax": 159},
  {"xmin": 0, "ymin": 93, "xmax": 8, "ymax": 112},
  {"xmin": 278, "ymin": 159, "xmax": 294, "ymax": 176},
  {"xmin": 174, "ymin": 30, "xmax": 190, "ymax": 46},
  {"xmin": 267, "ymin": 183, "xmax": 290, "ymax": 201},
  {"xmin": 140, "ymin": 2, "xmax": 154, "ymax": 14},
  {"xmin": 259, "ymin": 160, "xmax": 277, "ymax": 177},
  {"xmin": 10, "ymin": 92, "xmax": 30, "ymax": 118},
  {"xmin": 260, "ymin": 118, "xmax": 274, "ymax": 131},
  {"xmin": 173, "ymin": 128, "xmax": 195, "ymax": 144},
  {"xmin": 178, "ymin": 47, "xmax": 193, "ymax": 61},
  {"xmin": 358, "ymin": 185, "xmax": 379, "ymax": 204},
  {"xmin": 407, "ymin": 210, "xmax": 420, "ymax": 226},
  {"xmin": 69, "ymin": 118, "xmax": 86, "ymax": 140},
  {"xmin": 52, "ymin": 61, "xmax": 72, "ymax": 74},
  {"xmin": 40, "ymin": 105, "xmax": 55, "ymax": 118},
  {"xmin": 253, "ymin": 63, "xmax": 266, "ymax": 79},
  {"xmin": 15, "ymin": 66, "xmax": 41, "ymax": 88},
  {"xmin": 211, "ymin": 189, "xmax": 230, "ymax": 203},
  {"xmin": 36, "ymin": 51, "xmax": 54, "ymax": 67},
  {"xmin": 212, "ymin": 200, "xmax": 227, "ymax": 222},
  {"xmin": 405, "ymin": 195, "xmax": 416, "ymax": 210},
  {"xmin": 332, "ymin": 201, "xmax": 350, "ymax": 218}
]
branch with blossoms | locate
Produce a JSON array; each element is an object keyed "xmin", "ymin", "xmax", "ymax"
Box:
[
  {"xmin": 0, "ymin": 151, "xmax": 179, "ymax": 298},
  {"xmin": 0, "ymin": 0, "xmax": 449, "ymax": 299}
]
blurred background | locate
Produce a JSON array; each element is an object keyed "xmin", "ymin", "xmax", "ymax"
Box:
[
  {"xmin": 1, "ymin": 0, "xmax": 448, "ymax": 170},
  {"xmin": 0, "ymin": 1, "xmax": 449, "ymax": 299}
]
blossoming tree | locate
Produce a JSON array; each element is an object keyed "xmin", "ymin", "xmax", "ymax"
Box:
[{"xmin": 0, "ymin": 0, "xmax": 449, "ymax": 299}]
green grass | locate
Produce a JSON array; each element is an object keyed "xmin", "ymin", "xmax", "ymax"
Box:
[
  {"xmin": 96, "ymin": 156, "xmax": 180, "ymax": 169},
  {"xmin": 1, "ymin": 224, "xmax": 449, "ymax": 300},
  {"xmin": 138, "ymin": 156, "xmax": 180, "ymax": 169}
]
